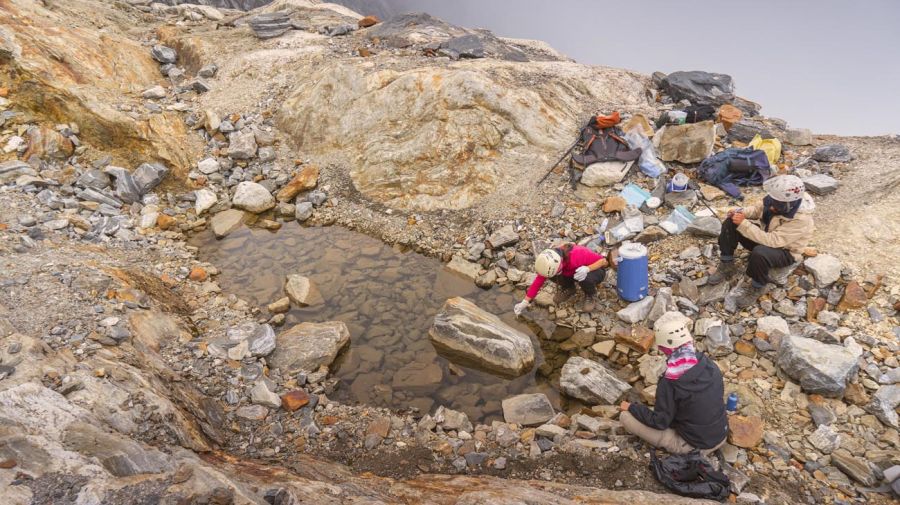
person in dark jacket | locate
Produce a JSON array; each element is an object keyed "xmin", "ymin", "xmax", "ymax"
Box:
[{"xmin": 618, "ymin": 313, "xmax": 728, "ymax": 455}]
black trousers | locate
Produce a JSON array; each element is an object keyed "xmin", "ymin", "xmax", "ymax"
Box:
[
  {"xmin": 718, "ymin": 218, "xmax": 794, "ymax": 285},
  {"xmin": 552, "ymin": 269, "xmax": 606, "ymax": 297}
]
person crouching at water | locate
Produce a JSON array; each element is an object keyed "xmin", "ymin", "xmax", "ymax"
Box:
[
  {"xmin": 618, "ymin": 315, "xmax": 728, "ymax": 455},
  {"xmin": 514, "ymin": 243, "xmax": 608, "ymax": 315}
]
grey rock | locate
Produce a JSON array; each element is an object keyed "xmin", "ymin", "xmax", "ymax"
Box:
[
  {"xmin": 808, "ymin": 402, "xmax": 836, "ymax": 427},
  {"xmin": 784, "ymin": 128, "xmax": 812, "ymax": 145},
  {"xmin": 705, "ymin": 324, "xmax": 733, "ymax": 357},
  {"xmin": 560, "ymin": 356, "xmax": 630, "ymax": 405},
  {"xmin": 187, "ymin": 79, "xmax": 211, "ymax": 93},
  {"xmin": 429, "ymin": 297, "xmax": 534, "ymax": 377},
  {"xmin": 439, "ymin": 34, "xmax": 485, "ymax": 59},
  {"xmin": 112, "ymin": 170, "xmax": 141, "ymax": 204},
  {"xmin": 807, "ymin": 424, "xmax": 840, "ymax": 454},
  {"xmin": 250, "ymin": 382, "xmax": 281, "ymax": 408},
  {"xmin": 501, "ymin": 393, "xmax": 555, "ymax": 426},
  {"xmin": 284, "ymin": 274, "xmax": 323, "ymax": 307},
  {"xmin": 647, "ymin": 287, "xmax": 674, "ymax": 324},
  {"xmin": 661, "ymin": 71, "xmax": 735, "ymax": 106},
  {"xmin": 831, "ymin": 450, "xmax": 876, "ymax": 486},
  {"xmin": 308, "ymin": 190, "xmax": 327, "ymax": 206},
  {"xmin": 249, "ymin": 12, "xmax": 292, "ymax": 39},
  {"xmin": 698, "ymin": 281, "xmax": 729, "ymax": 306},
  {"xmin": 269, "ymin": 321, "xmax": 350, "ymax": 373},
  {"xmin": 757, "ymin": 316, "xmax": 790, "ymax": 338},
  {"xmin": 236, "ymin": 404, "xmax": 268, "ymax": 421},
  {"xmin": 0, "ymin": 160, "xmax": 36, "ymax": 184},
  {"xmin": 133, "ymin": 163, "xmax": 168, "ymax": 194},
  {"xmin": 364, "ymin": 433, "xmax": 383, "ymax": 450},
  {"xmin": 325, "ymin": 24, "xmax": 356, "ymax": 37},
  {"xmin": 210, "ymin": 209, "xmax": 244, "ymax": 238},
  {"xmin": 664, "ymin": 189, "xmax": 697, "ymax": 209},
  {"xmin": 78, "ymin": 188, "xmax": 123, "ymax": 208},
  {"xmin": 197, "ymin": 157, "xmax": 220, "ymax": 174},
  {"xmin": 776, "ymin": 335, "xmax": 861, "ymax": 397},
  {"xmin": 464, "ymin": 452, "xmax": 488, "ymax": 467},
  {"xmin": 257, "ymin": 146, "xmax": 276, "ymax": 163},
  {"xmin": 804, "ymin": 254, "xmax": 841, "ymax": 287},
  {"xmin": 686, "ymin": 216, "xmax": 722, "ymax": 238},
  {"xmin": 198, "ymin": 64, "xmax": 218, "ymax": 78},
  {"xmin": 228, "ymin": 131, "xmax": 258, "ymax": 159},
  {"xmin": 150, "ymin": 44, "xmax": 177, "ymax": 64},
  {"xmin": 76, "ymin": 169, "xmax": 111, "ymax": 190},
  {"xmin": 803, "ymin": 174, "xmax": 839, "ymax": 195},
  {"xmin": 487, "ymin": 224, "xmax": 519, "ymax": 249},
  {"xmin": 867, "ymin": 384, "xmax": 899, "ymax": 428},
  {"xmin": 434, "ymin": 406, "xmax": 473, "ymax": 432},
  {"xmin": 616, "ymin": 296, "xmax": 655, "ymax": 324},
  {"xmin": 295, "ymin": 201, "xmax": 313, "ymax": 221},
  {"xmin": 141, "ymin": 85, "xmax": 166, "ymax": 99},
  {"xmin": 727, "ymin": 118, "xmax": 776, "ymax": 144},
  {"xmin": 812, "ymin": 144, "xmax": 852, "ymax": 163},
  {"xmin": 232, "ymin": 181, "xmax": 275, "ymax": 213}
]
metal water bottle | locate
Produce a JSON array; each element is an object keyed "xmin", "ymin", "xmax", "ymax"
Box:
[{"xmin": 726, "ymin": 392, "xmax": 738, "ymax": 414}]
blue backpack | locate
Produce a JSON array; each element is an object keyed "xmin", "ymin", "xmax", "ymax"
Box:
[{"xmin": 698, "ymin": 147, "xmax": 771, "ymax": 199}]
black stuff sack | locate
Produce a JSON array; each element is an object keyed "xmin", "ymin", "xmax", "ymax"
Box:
[{"xmin": 649, "ymin": 450, "xmax": 731, "ymax": 501}]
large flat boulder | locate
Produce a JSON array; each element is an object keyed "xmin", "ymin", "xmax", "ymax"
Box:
[
  {"xmin": 429, "ymin": 297, "xmax": 534, "ymax": 377},
  {"xmin": 269, "ymin": 321, "xmax": 350, "ymax": 373},
  {"xmin": 560, "ymin": 356, "xmax": 630, "ymax": 405},
  {"xmin": 210, "ymin": 209, "xmax": 244, "ymax": 238},
  {"xmin": 660, "ymin": 71, "xmax": 735, "ymax": 106},
  {"xmin": 655, "ymin": 121, "xmax": 716, "ymax": 164},
  {"xmin": 776, "ymin": 335, "xmax": 861, "ymax": 397},
  {"xmin": 580, "ymin": 161, "xmax": 632, "ymax": 187}
]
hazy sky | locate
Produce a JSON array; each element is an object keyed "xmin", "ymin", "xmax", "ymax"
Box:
[{"xmin": 355, "ymin": 0, "xmax": 900, "ymax": 136}]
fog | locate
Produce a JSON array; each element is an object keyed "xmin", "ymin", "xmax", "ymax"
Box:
[{"xmin": 334, "ymin": 0, "xmax": 900, "ymax": 136}]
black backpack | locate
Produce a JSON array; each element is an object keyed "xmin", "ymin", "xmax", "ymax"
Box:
[
  {"xmin": 649, "ymin": 450, "xmax": 731, "ymax": 501},
  {"xmin": 685, "ymin": 104, "xmax": 717, "ymax": 123}
]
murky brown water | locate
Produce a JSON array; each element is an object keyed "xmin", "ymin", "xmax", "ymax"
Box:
[{"xmin": 192, "ymin": 222, "xmax": 564, "ymax": 423}]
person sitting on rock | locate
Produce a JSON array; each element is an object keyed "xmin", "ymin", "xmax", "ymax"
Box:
[
  {"xmin": 619, "ymin": 315, "xmax": 728, "ymax": 455},
  {"xmin": 513, "ymin": 243, "xmax": 608, "ymax": 315},
  {"xmin": 707, "ymin": 174, "xmax": 815, "ymax": 308}
]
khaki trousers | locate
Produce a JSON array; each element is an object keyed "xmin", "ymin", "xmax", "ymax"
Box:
[{"xmin": 620, "ymin": 411, "xmax": 726, "ymax": 456}]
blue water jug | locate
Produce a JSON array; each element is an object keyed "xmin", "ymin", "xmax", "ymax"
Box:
[{"xmin": 616, "ymin": 242, "xmax": 649, "ymax": 302}]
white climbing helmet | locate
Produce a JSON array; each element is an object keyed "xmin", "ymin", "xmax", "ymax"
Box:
[
  {"xmin": 654, "ymin": 316, "xmax": 693, "ymax": 349},
  {"xmin": 763, "ymin": 175, "xmax": 805, "ymax": 203},
  {"xmin": 534, "ymin": 249, "xmax": 563, "ymax": 278}
]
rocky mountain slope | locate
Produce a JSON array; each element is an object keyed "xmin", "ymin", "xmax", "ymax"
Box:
[{"xmin": 1, "ymin": 1, "xmax": 898, "ymax": 504}]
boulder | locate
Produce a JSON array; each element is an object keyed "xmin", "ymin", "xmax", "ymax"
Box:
[
  {"xmin": 784, "ymin": 128, "xmax": 812, "ymax": 146},
  {"xmin": 23, "ymin": 125, "xmax": 74, "ymax": 160},
  {"xmin": 501, "ymin": 393, "xmax": 555, "ymax": 426},
  {"xmin": 756, "ymin": 316, "xmax": 790, "ymax": 338},
  {"xmin": 194, "ymin": 189, "xmax": 218, "ymax": 215},
  {"xmin": 198, "ymin": 157, "xmax": 220, "ymax": 175},
  {"xmin": 76, "ymin": 168, "xmax": 110, "ymax": 189},
  {"xmin": 616, "ymin": 296, "xmax": 655, "ymax": 324},
  {"xmin": 439, "ymin": 34, "xmax": 485, "ymax": 60},
  {"xmin": 705, "ymin": 325, "xmax": 733, "ymax": 357},
  {"xmin": 804, "ymin": 254, "xmax": 842, "ymax": 287},
  {"xmin": 580, "ymin": 161, "xmax": 631, "ymax": 187},
  {"xmin": 434, "ymin": 406, "xmax": 473, "ymax": 432},
  {"xmin": 812, "ymin": 144, "xmax": 852, "ymax": 163},
  {"xmin": 831, "ymin": 450, "xmax": 877, "ymax": 486},
  {"xmin": 776, "ymin": 336, "xmax": 861, "ymax": 397},
  {"xmin": 269, "ymin": 321, "xmax": 350, "ymax": 373},
  {"xmin": 560, "ymin": 356, "xmax": 631, "ymax": 405},
  {"xmin": 726, "ymin": 118, "xmax": 776, "ymax": 144},
  {"xmin": 429, "ymin": 297, "xmax": 534, "ymax": 377},
  {"xmin": 445, "ymin": 256, "xmax": 484, "ymax": 280},
  {"xmin": 661, "ymin": 71, "xmax": 735, "ymax": 106},
  {"xmin": 248, "ymin": 12, "xmax": 292, "ymax": 40},
  {"xmin": 686, "ymin": 216, "xmax": 722, "ymax": 238},
  {"xmin": 807, "ymin": 424, "xmax": 840, "ymax": 454},
  {"xmin": 250, "ymin": 382, "xmax": 281, "ymax": 408},
  {"xmin": 232, "ymin": 181, "xmax": 275, "ymax": 213},
  {"xmin": 227, "ymin": 131, "xmax": 258, "ymax": 160},
  {"xmin": 284, "ymin": 274, "xmax": 323, "ymax": 307},
  {"xmin": 295, "ymin": 201, "xmax": 314, "ymax": 221},
  {"xmin": 802, "ymin": 174, "xmax": 838, "ymax": 195},
  {"xmin": 142, "ymin": 85, "xmax": 166, "ymax": 99},
  {"xmin": 210, "ymin": 209, "xmax": 244, "ymax": 238},
  {"xmin": 655, "ymin": 121, "xmax": 716, "ymax": 164},
  {"xmin": 108, "ymin": 168, "xmax": 141, "ymax": 204}
]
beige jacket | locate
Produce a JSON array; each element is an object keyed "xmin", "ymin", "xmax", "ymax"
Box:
[{"xmin": 737, "ymin": 195, "xmax": 815, "ymax": 261}]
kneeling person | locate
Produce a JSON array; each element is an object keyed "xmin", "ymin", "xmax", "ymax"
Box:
[
  {"xmin": 514, "ymin": 243, "xmax": 607, "ymax": 315},
  {"xmin": 619, "ymin": 316, "xmax": 728, "ymax": 455}
]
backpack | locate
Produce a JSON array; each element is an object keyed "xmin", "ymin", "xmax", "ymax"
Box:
[
  {"xmin": 649, "ymin": 450, "xmax": 731, "ymax": 501},
  {"xmin": 685, "ymin": 104, "xmax": 717, "ymax": 123},
  {"xmin": 698, "ymin": 147, "xmax": 771, "ymax": 198}
]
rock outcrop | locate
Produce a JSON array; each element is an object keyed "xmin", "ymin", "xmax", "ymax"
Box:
[{"xmin": 560, "ymin": 356, "xmax": 631, "ymax": 405}]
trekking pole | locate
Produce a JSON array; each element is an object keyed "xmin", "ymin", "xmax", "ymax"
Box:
[
  {"xmin": 537, "ymin": 139, "xmax": 579, "ymax": 185},
  {"xmin": 688, "ymin": 180, "xmax": 721, "ymax": 222}
]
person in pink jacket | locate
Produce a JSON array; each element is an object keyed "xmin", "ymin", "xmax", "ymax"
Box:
[{"xmin": 514, "ymin": 243, "xmax": 609, "ymax": 315}]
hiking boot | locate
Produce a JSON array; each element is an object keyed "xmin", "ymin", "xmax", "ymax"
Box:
[
  {"xmin": 553, "ymin": 287, "xmax": 576, "ymax": 305},
  {"xmin": 708, "ymin": 261, "xmax": 738, "ymax": 285},
  {"xmin": 581, "ymin": 296, "xmax": 596, "ymax": 312},
  {"xmin": 725, "ymin": 282, "xmax": 767, "ymax": 312}
]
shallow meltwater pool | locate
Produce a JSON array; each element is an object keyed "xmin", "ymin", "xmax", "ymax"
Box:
[{"xmin": 192, "ymin": 222, "xmax": 564, "ymax": 423}]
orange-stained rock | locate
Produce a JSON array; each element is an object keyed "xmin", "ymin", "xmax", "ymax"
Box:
[
  {"xmin": 188, "ymin": 267, "xmax": 208, "ymax": 282},
  {"xmin": 807, "ymin": 297, "xmax": 826, "ymax": 322},
  {"xmin": 614, "ymin": 325, "xmax": 654, "ymax": 354},
  {"xmin": 717, "ymin": 104, "xmax": 743, "ymax": 131},
  {"xmin": 734, "ymin": 340, "xmax": 757, "ymax": 358},
  {"xmin": 157, "ymin": 214, "xmax": 176, "ymax": 230},
  {"xmin": 281, "ymin": 390, "xmax": 310, "ymax": 412},
  {"xmin": 836, "ymin": 281, "xmax": 867, "ymax": 311},
  {"xmin": 728, "ymin": 415, "xmax": 764, "ymax": 448},
  {"xmin": 276, "ymin": 165, "xmax": 319, "ymax": 202},
  {"xmin": 358, "ymin": 15, "xmax": 380, "ymax": 28},
  {"xmin": 602, "ymin": 196, "xmax": 627, "ymax": 214}
]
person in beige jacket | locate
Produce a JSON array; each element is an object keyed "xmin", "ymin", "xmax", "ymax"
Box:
[{"xmin": 708, "ymin": 175, "xmax": 814, "ymax": 308}]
